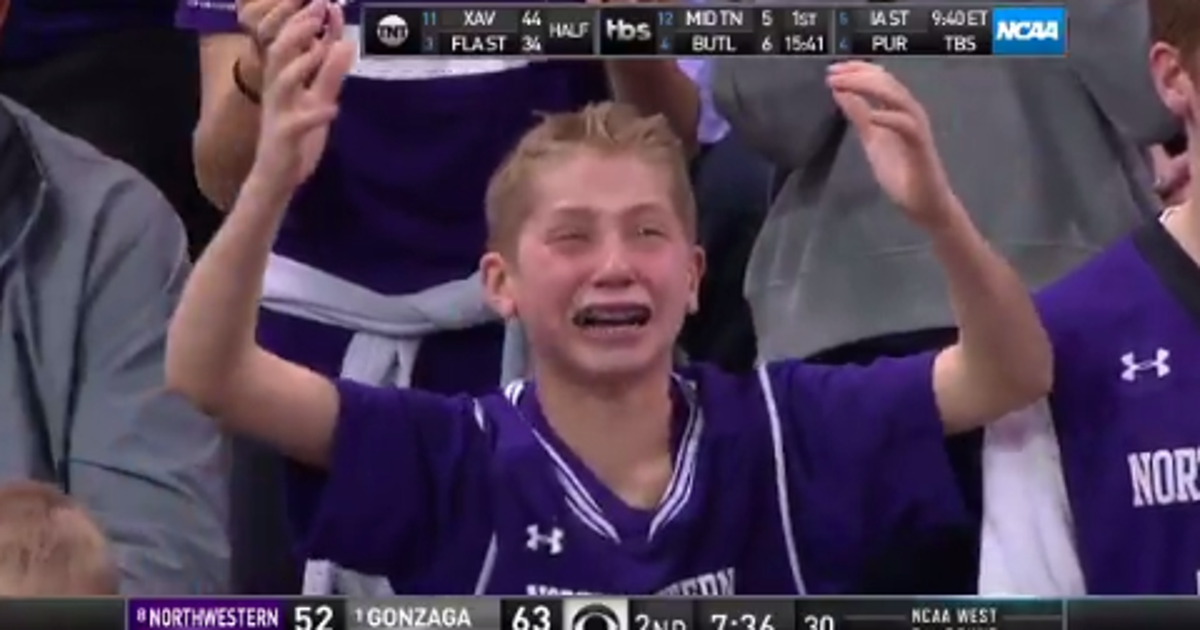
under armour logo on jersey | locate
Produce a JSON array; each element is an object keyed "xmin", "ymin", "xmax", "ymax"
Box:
[
  {"xmin": 1121, "ymin": 348, "xmax": 1170, "ymax": 381},
  {"xmin": 526, "ymin": 525, "xmax": 564, "ymax": 555}
]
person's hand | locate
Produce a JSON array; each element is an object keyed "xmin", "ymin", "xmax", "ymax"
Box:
[
  {"xmin": 1151, "ymin": 145, "xmax": 1189, "ymax": 206},
  {"xmin": 234, "ymin": 0, "xmax": 304, "ymax": 90},
  {"xmin": 238, "ymin": 0, "xmax": 303, "ymax": 52},
  {"xmin": 253, "ymin": 0, "xmax": 354, "ymax": 191},
  {"xmin": 827, "ymin": 61, "xmax": 956, "ymax": 228}
]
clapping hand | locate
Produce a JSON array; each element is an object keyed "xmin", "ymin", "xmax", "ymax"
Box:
[
  {"xmin": 238, "ymin": 0, "xmax": 301, "ymax": 53},
  {"xmin": 234, "ymin": 0, "xmax": 304, "ymax": 94},
  {"xmin": 254, "ymin": 0, "xmax": 354, "ymax": 191},
  {"xmin": 827, "ymin": 61, "xmax": 958, "ymax": 228}
]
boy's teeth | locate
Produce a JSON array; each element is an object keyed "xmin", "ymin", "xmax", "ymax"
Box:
[{"xmin": 573, "ymin": 306, "xmax": 650, "ymax": 327}]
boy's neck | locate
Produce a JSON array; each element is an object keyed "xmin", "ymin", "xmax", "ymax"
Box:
[{"xmin": 534, "ymin": 362, "xmax": 675, "ymax": 479}]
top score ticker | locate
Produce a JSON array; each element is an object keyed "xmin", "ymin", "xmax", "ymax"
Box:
[{"xmin": 359, "ymin": 4, "xmax": 1068, "ymax": 58}]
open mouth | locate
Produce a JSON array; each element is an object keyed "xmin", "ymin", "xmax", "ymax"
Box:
[{"xmin": 571, "ymin": 304, "xmax": 652, "ymax": 330}]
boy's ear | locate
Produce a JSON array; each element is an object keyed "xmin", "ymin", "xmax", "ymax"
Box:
[
  {"xmin": 1150, "ymin": 42, "xmax": 1194, "ymax": 120},
  {"xmin": 687, "ymin": 245, "xmax": 706, "ymax": 314},
  {"xmin": 480, "ymin": 251, "xmax": 517, "ymax": 319}
]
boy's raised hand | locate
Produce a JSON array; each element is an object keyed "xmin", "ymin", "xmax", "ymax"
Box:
[
  {"xmin": 254, "ymin": 0, "xmax": 354, "ymax": 191},
  {"xmin": 827, "ymin": 61, "xmax": 956, "ymax": 227},
  {"xmin": 238, "ymin": 0, "xmax": 302, "ymax": 51}
]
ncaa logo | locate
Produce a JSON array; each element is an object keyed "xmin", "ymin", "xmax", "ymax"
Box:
[
  {"xmin": 990, "ymin": 6, "xmax": 1066, "ymax": 56},
  {"xmin": 996, "ymin": 21, "xmax": 1058, "ymax": 40},
  {"xmin": 376, "ymin": 13, "xmax": 409, "ymax": 48}
]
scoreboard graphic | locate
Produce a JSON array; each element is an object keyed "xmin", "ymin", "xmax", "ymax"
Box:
[
  {"xmin": 4, "ymin": 595, "xmax": 1200, "ymax": 630},
  {"xmin": 358, "ymin": 4, "xmax": 1068, "ymax": 58}
]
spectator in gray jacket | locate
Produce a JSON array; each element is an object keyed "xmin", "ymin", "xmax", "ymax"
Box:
[
  {"xmin": 0, "ymin": 0, "xmax": 228, "ymax": 589},
  {"xmin": 715, "ymin": 0, "xmax": 1176, "ymax": 363},
  {"xmin": 712, "ymin": 0, "xmax": 1177, "ymax": 593}
]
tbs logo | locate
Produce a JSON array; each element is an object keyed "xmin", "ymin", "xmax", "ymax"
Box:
[
  {"xmin": 604, "ymin": 17, "xmax": 651, "ymax": 42},
  {"xmin": 991, "ymin": 6, "xmax": 1066, "ymax": 56}
]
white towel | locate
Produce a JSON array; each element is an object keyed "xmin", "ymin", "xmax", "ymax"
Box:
[
  {"xmin": 260, "ymin": 253, "xmax": 520, "ymax": 595},
  {"xmin": 978, "ymin": 400, "xmax": 1085, "ymax": 595}
]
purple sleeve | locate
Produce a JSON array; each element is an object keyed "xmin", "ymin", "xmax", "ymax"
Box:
[
  {"xmin": 176, "ymin": 0, "xmax": 240, "ymax": 33},
  {"xmin": 1034, "ymin": 272, "xmax": 1106, "ymax": 424},
  {"xmin": 676, "ymin": 59, "xmax": 730, "ymax": 145},
  {"xmin": 768, "ymin": 354, "xmax": 967, "ymax": 584},
  {"xmin": 303, "ymin": 380, "xmax": 493, "ymax": 577},
  {"xmin": 674, "ymin": 0, "xmax": 729, "ymax": 145}
]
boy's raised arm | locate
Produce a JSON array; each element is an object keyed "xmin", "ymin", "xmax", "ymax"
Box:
[
  {"xmin": 924, "ymin": 208, "xmax": 1052, "ymax": 432},
  {"xmin": 165, "ymin": 0, "xmax": 356, "ymax": 466},
  {"xmin": 826, "ymin": 62, "xmax": 1053, "ymax": 431}
]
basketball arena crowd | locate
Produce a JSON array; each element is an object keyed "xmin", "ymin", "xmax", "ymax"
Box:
[{"xmin": 0, "ymin": 0, "xmax": 1196, "ymax": 602}]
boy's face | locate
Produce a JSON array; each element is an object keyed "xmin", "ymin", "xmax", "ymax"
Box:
[
  {"xmin": 1151, "ymin": 42, "xmax": 1200, "ymax": 127},
  {"xmin": 482, "ymin": 150, "xmax": 703, "ymax": 383}
]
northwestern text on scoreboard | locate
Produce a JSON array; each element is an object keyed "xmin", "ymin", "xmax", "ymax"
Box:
[
  {"xmin": 358, "ymin": 4, "xmax": 1068, "ymax": 58},
  {"xmin": 17, "ymin": 595, "xmax": 1200, "ymax": 630}
]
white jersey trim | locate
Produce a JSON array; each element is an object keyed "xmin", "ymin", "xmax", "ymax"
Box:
[
  {"xmin": 471, "ymin": 401, "xmax": 499, "ymax": 594},
  {"xmin": 506, "ymin": 381, "xmax": 621, "ymax": 542},
  {"xmin": 507, "ymin": 376, "xmax": 704, "ymax": 544},
  {"xmin": 648, "ymin": 378, "xmax": 703, "ymax": 539},
  {"xmin": 473, "ymin": 532, "xmax": 499, "ymax": 594},
  {"xmin": 756, "ymin": 363, "xmax": 808, "ymax": 594}
]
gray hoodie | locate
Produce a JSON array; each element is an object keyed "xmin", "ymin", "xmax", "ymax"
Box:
[
  {"xmin": 713, "ymin": 0, "xmax": 1178, "ymax": 359},
  {"xmin": 0, "ymin": 96, "xmax": 229, "ymax": 592}
]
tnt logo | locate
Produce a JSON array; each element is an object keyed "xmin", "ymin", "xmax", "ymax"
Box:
[
  {"xmin": 375, "ymin": 14, "xmax": 409, "ymax": 48},
  {"xmin": 361, "ymin": 6, "xmax": 422, "ymax": 56},
  {"xmin": 991, "ymin": 6, "xmax": 1066, "ymax": 56}
]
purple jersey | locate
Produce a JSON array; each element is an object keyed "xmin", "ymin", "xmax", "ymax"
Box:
[
  {"xmin": 1039, "ymin": 219, "xmax": 1200, "ymax": 594},
  {"xmin": 302, "ymin": 357, "xmax": 967, "ymax": 594}
]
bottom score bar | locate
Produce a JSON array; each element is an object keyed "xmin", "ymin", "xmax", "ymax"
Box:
[{"xmin": 16, "ymin": 595, "xmax": 1200, "ymax": 630}]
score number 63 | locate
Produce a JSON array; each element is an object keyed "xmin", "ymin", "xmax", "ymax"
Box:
[{"xmin": 509, "ymin": 605, "xmax": 552, "ymax": 630}]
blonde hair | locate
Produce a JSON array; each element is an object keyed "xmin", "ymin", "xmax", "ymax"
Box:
[
  {"xmin": 484, "ymin": 101, "xmax": 697, "ymax": 252},
  {"xmin": 1150, "ymin": 0, "xmax": 1200, "ymax": 72},
  {"xmin": 0, "ymin": 481, "xmax": 118, "ymax": 596}
]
